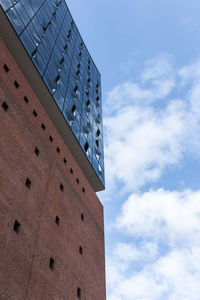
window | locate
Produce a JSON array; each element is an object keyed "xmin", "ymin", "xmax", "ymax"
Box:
[
  {"xmin": 84, "ymin": 142, "xmax": 89, "ymax": 152},
  {"xmin": 41, "ymin": 123, "xmax": 46, "ymax": 130},
  {"xmin": 60, "ymin": 183, "xmax": 64, "ymax": 192},
  {"xmin": 57, "ymin": 147, "xmax": 60, "ymax": 153},
  {"xmin": 82, "ymin": 187, "xmax": 85, "ymax": 194},
  {"xmin": 24, "ymin": 96, "xmax": 29, "ymax": 103},
  {"xmin": 81, "ymin": 214, "xmax": 84, "ymax": 222},
  {"xmin": 49, "ymin": 257, "xmax": 55, "ymax": 270},
  {"xmin": 25, "ymin": 178, "xmax": 31, "ymax": 189},
  {"xmin": 79, "ymin": 246, "xmax": 83, "ymax": 255},
  {"xmin": 77, "ymin": 287, "xmax": 81, "ymax": 298},
  {"xmin": 49, "ymin": 135, "xmax": 53, "ymax": 142},
  {"xmin": 55, "ymin": 216, "xmax": 60, "ymax": 226},
  {"xmin": 76, "ymin": 178, "xmax": 79, "ymax": 184},
  {"xmin": 34, "ymin": 147, "xmax": 39, "ymax": 156},
  {"xmin": 33, "ymin": 110, "xmax": 37, "ymax": 117},
  {"xmin": 14, "ymin": 81, "xmax": 19, "ymax": 88},
  {"xmin": 13, "ymin": 220, "xmax": 20, "ymax": 233},
  {"xmin": 2, "ymin": 101, "xmax": 8, "ymax": 111},
  {"xmin": 70, "ymin": 168, "xmax": 73, "ymax": 174},
  {"xmin": 3, "ymin": 64, "xmax": 9, "ymax": 72},
  {"xmin": 63, "ymin": 158, "xmax": 67, "ymax": 164}
]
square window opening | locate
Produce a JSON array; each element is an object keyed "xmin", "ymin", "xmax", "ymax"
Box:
[
  {"xmin": 13, "ymin": 220, "xmax": 20, "ymax": 233},
  {"xmin": 3, "ymin": 64, "xmax": 9, "ymax": 72},
  {"xmin": 60, "ymin": 183, "xmax": 64, "ymax": 192},
  {"xmin": 49, "ymin": 257, "xmax": 54, "ymax": 270},
  {"xmin": 2, "ymin": 101, "xmax": 9, "ymax": 111},
  {"xmin": 55, "ymin": 216, "xmax": 60, "ymax": 226},
  {"xmin": 14, "ymin": 81, "xmax": 19, "ymax": 88},
  {"xmin": 41, "ymin": 123, "xmax": 46, "ymax": 130},
  {"xmin": 25, "ymin": 178, "xmax": 31, "ymax": 189},
  {"xmin": 33, "ymin": 110, "xmax": 37, "ymax": 117}
]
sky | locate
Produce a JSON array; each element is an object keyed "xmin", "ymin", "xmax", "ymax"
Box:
[{"xmin": 67, "ymin": 1, "xmax": 200, "ymax": 299}]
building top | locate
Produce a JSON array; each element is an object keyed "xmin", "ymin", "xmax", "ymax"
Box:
[{"xmin": 0, "ymin": 0, "xmax": 105, "ymax": 191}]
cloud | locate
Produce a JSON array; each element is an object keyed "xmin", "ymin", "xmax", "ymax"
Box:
[
  {"xmin": 107, "ymin": 246, "xmax": 200, "ymax": 300},
  {"xmin": 103, "ymin": 55, "xmax": 200, "ymax": 194},
  {"xmin": 107, "ymin": 188, "xmax": 200, "ymax": 300},
  {"xmin": 103, "ymin": 55, "xmax": 200, "ymax": 300},
  {"xmin": 117, "ymin": 188, "xmax": 200, "ymax": 245}
]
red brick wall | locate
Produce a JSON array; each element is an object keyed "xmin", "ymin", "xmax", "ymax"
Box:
[{"xmin": 0, "ymin": 38, "xmax": 106, "ymax": 300}]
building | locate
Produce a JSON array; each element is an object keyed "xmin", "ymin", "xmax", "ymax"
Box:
[{"xmin": 0, "ymin": 1, "xmax": 106, "ymax": 299}]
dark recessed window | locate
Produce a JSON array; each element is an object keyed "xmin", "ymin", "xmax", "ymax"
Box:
[
  {"xmin": 34, "ymin": 147, "xmax": 39, "ymax": 156},
  {"xmin": 24, "ymin": 96, "xmax": 29, "ymax": 103},
  {"xmin": 13, "ymin": 220, "xmax": 20, "ymax": 233},
  {"xmin": 25, "ymin": 178, "xmax": 31, "ymax": 189},
  {"xmin": 56, "ymin": 147, "xmax": 60, "ymax": 153},
  {"xmin": 55, "ymin": 216, "xmax": 60, "ymax": 226},
  {"xmin": 84, "ymin": 142, "xmax": 89, "ymax": 152},
  {"xmin": 14, "ymin": 81, "xmax": 19, "ymax": 88},
  {"xmin": 82, "ymin": 187, "xmax": 85, "ymax": 193},
  {"xmin": 41, "ymin": 123, "xmax": 46, "ymax": 130},
  {"xmin": 77, "ymin": 287, "xmax": 81, "ymax": 298},
  {"xmin": 49, "ymin": 135, "xmax": 53, "ymax": 142},
  {"xmin": 49, "ymin": 257, "xmax": 54, "ymax": 270},
  {"xmin": 60, "ymin": 183, "xmax": 64, "ymax": 192},
  {"xmin": 81, "ymin": 214, "xmax": 84, "ymax": 222},
  {"xmin": 63, "ymin": 158, "xmax": 67, "ymax": 164},
  {"xmin": 3, "ymin": 64, "xmax": 9, "ymax": 72},
  {"xmin": 2, "ymin": 101, "xmax": 8, "ymax": 111},
  {"xmin": 76, "ymin": 178, "xmax": 79, "ymax": 184},
  {"xmin": 33, "ymin": 110, "xmax": 37, "ymax": 117},
  {"xmin": 96, "ymin": 129, "xmax": 100, "ymax": 137},
  {"xmin": 79, "ymin": 246, "xmax": 83, "ymax": 255},
  {"xmin": 70, "ymin": 168, "xmax": 73, "ymax": 174}
]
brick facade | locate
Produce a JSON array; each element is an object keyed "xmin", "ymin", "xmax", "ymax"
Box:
[{"xmin": 0, "ymin": 38, "xmax": 106, "ymax": 300}]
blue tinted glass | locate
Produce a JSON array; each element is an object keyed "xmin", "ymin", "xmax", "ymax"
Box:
[{"xmin": 1, "ymin": 0, "xmax": 105, "ymax": 186}]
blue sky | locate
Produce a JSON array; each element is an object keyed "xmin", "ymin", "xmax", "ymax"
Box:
[{"xmin": 67, "ymin": 1, "xmax": 200, "ymax": 299}]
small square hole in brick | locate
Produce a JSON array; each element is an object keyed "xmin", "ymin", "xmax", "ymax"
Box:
[
  {"xmin": 25, "ymin": 178, "xmax": 31, "ymax": 189},
  {"xmin": 63, "ymin": 158, "xmax": 67, "ymax": 164},
  {"xmin": 13, "ymin": 220, "xmax": 20, "ymax": 233},
  {"xmin": 57, "ymin": 147, "xmax": 60, "ymax": 153},
  {"xmin": 34, "ymin": 147, "xmax": 39, "ymax": 156},
  {"xmin": 79, "ymin": 246, "xmax": 83, "ymax": 255},
  {"xmin": 41, "ymin": 123, "xmax": 46, "ymax": 130},
  {"xmin": 24, "ymin": 96, "xmax": 29, "ymax": 103},
  {"xmin": 49, "ymin": 135, "xmax": 53, "ymax": 142},
  {"xmin": 76, "ymin": 178, "xmax": 79, "ymax": 184},
  {"xmin": 60, "ymin": 183, "xmax": 64, "ymax": 192},
  {"xmin": 49, "ymin": 257, "xmax": 54, "ymax": 270},
  {"xmin": 33, "ymin": 110, "xmax": 37, "ymax": 117},
  {"xmin": 55, "ymin": 216, "xmax": 60, "ymax": 226},
  {"xmin": 77, "ymin": 287, "xmax": 81, "ymax": 298},
  {"xmin": 3, "ymin": 64, "xmax": 9, "ymax": 72},
  {"xmin": 2, "ymin": 101, "xmax": 9, "ymax": 111},
  {"xmin": 81, "ymin": 214, "xmax": 84, "ymax": 222},
  {"xmin": 14, "ymin": 81, "xmax": 19, "ymax": 88}
]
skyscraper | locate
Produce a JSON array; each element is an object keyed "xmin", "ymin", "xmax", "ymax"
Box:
[{"xmin": 0, "ymin": 1, "xmax": 106, "ymax": 299}]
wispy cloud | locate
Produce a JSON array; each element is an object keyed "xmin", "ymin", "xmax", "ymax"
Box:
[
  {"xmin": 103, "ymin": 55, "xmax": 200, "ymax": 194},
  {"xmin": 103, "ymin": 55, "xmax": 200, "ymax": 299}
]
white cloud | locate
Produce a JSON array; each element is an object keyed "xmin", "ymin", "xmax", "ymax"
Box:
[
  {"xmin": 103, "ymin": 55, "xmax": 200, "ymax": 300},
  {"xmin": 107, "ymin": 246, "xmax": 200, "ymax": 300},
  {"xmin": 107, "ymin": 188, "xmax": 200, "ymax": 299},
  {"xmin": 117, "ymin": 189, "xmax": 200, "ymax": 245},
  {"xmin": 103, "ymin": 56, "xmax": 200, "ymax": 194}
]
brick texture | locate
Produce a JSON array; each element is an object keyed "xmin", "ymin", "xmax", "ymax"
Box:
[{"xmin": 0, "ymin": 38, "xmax": 106, "ymax": 300}]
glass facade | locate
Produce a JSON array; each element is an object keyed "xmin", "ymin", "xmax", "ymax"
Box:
[{"xmin": 0, "ymin": 0, "xmax": 104, "ymax": 187}]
